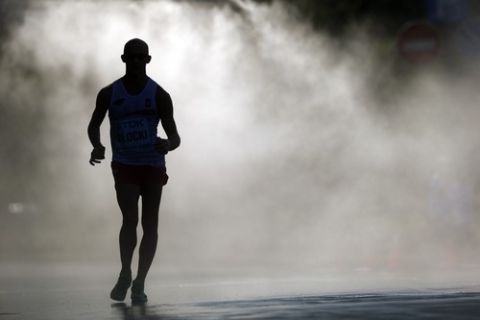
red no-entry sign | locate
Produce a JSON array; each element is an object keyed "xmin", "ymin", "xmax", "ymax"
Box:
[{"xmin": 397, "ymin": 21, "xmax": 440, "ymax": 63}]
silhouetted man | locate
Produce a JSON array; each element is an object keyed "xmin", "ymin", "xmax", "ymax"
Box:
[{"xmin": 88, "ymin": 38, "xmax": 180, "ymax": 304}]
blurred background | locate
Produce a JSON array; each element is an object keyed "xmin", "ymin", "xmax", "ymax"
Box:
[{"xmin": 1, "ymin": 0, "xmax": 480, "ymax": 288}]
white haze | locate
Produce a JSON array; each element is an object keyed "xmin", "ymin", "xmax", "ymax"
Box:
[{"xmin": 1, "ymin": 0, "xmax": 480, "ymax": 292}]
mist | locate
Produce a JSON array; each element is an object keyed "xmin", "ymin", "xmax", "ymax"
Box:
[{"xmin": 1, "ymin": 0, "xmax": 480, "ymax": 291}]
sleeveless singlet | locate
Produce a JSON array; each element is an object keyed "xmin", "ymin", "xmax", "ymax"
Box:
[{"xmin": 108, "ymin": 77, "xmax": 165, "ymax": 167}]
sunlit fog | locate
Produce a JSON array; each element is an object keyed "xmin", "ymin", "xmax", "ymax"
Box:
[{"xmin": 1, "ymin": 0, "xmax": 480, "ymax": 290}]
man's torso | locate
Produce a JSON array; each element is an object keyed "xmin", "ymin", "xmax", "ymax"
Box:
[{"xmin": 108, "ymin": 77, "xmax": 165, "ymax": 168}]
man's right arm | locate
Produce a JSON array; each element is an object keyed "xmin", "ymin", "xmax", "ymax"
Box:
[{"xmin": 87, "ymin": 86, "xmax": 111, "ymax": 165}]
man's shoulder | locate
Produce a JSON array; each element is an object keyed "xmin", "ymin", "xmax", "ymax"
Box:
[
  {"xmin": 98, "ymin": 82, "xmax": 116, "ymax": 98},
  {"xmin": 153, "ymin": 82, "xmax": 171, "ymax": 101},
  {"xmin": 147, "ymin": 77, "xmax": 166, "ymax": 93},
  {"xmin": 96, "ymin": 82, "xmax": 116, "ymax": 107}
]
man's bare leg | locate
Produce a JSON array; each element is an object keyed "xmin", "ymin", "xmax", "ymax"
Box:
[
  {"xmin": 111, "ymin": 183, "xmax": 140, "ymax": 301},
  {"xmin": 131, "ymin": 183, "xmax": 162, "ymax": 303}
]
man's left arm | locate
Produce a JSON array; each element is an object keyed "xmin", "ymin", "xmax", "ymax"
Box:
[{"xmin": 156, "ymin": 89, "xmax": 180, "ymax": 154}]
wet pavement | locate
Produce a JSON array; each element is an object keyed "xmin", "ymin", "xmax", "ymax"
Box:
[{"xmin": 1, "ymin": 263, "xmax": 479, "ymax": 319}]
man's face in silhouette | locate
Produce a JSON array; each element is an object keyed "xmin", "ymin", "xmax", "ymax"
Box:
[{"xmin": 122, "ymin": 40, "xmax": 151, "ymax": 77}]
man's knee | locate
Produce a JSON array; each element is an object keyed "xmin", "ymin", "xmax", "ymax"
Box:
[
  {"xmin": 141, "ymin": 221, "xmax": 158, "ymax": 237},
  {"xmin": 123, "ymin": 215, "xmax": 139, "ymax": 228}
]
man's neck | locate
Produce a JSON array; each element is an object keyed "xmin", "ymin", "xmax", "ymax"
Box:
[
  {"xmin": 124, "ymin": 73, "xmax": 147, "ymax": 83},
  {"xmin": 122, "ymin": 73, "xmax": 148, "ymax": 94}
]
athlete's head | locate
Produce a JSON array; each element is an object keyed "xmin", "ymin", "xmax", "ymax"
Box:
[{"xmin": 121, "ymin": 38, "xmax": 151, "ymax": 76}]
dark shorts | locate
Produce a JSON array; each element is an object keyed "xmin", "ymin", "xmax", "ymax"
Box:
[{"xmin": 111, "ymin": 161, "xmax": 168, "ymax": 186}]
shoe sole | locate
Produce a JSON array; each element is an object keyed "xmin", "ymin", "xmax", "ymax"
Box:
[
  {"xmin": 131, "ymin": 293, "xmax": 148, "ymax": 304},
  {"xmin": 110, "ymin": 293, "xmax": 127, "ymax": 301}
]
